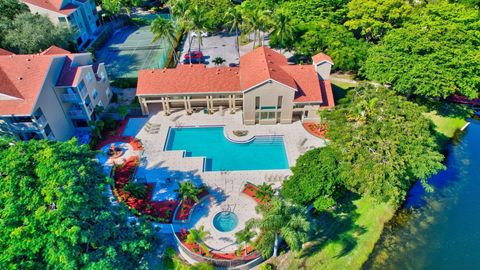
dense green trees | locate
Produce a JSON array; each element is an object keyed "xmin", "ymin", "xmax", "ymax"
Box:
[
  {"xmin": 282, "ymin": 146, "xmax": 341, "ymax": 211},
  {"xmin": 322, "ymin": 85, "xmax": 445, "ymax": 203},
  {"xmin": 345, "ymin": 0, "xmax": 413, "ymax": 42},
  {"xmin": 0, "ymin": 138, "xmax": 155, "ymax": 269},
  {"xmin": 363, "ymin": 2, "xmax": 480, "ymax": 99},
  {"xmin": 0, "ymin": 3, "xmax": 72, "ymax": 54}
]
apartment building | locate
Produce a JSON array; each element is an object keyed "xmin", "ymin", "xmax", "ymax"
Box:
[
  {"xmin": 136, "ymin": 46, "xmax": 335, "ymax": 125},
  {"xmin": 21, "ymin": 0, "xmax": 100, "ymax": 48},
  {"xmin": 0, "ymin": 46, "xmax": 111, "ymax": 141}
]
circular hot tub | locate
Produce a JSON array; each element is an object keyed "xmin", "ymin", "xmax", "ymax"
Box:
[{"xmin": 213, "ymin": 211, "xmax": 239, "ymax": 232}]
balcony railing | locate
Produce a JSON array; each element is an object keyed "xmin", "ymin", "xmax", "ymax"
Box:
[
  {"xmin": 62, "ymin": 93, "xmax": 81, "ymax": 103},
  {"xmin": 79, "ymin": 86, "xmax": 88, "ymax": 98},
  {"xmin": 35, "ymin": 115, "xmax": 47, "ymax": 127},
  {"xmin": 69, "ymin": 109, "xmax": 85, "ymax": 119},
  {"xmin": 11, "ymin": 122, "xmax": 37, "ymax": 131}
]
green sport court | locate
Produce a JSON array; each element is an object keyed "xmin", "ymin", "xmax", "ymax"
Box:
[{"xmin": 95, "ymin": 14, "xmax": 172, "ymax": 79}]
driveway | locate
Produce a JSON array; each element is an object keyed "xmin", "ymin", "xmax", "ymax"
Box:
[{"xmin": 179, "ymin": 31, "xmax": 240, "ymax": 67}]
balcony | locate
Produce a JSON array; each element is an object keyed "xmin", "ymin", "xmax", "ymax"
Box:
[
  {"xmin": 11, "ymin": 122, "xmax": 37, "ymax": 131},
  {"xmin": 69, "ymin": 108, "xmax": 85, "ymax": 119},
  {"xmin": 61, "ymin": 93, "xmax": 81, "ymax": 103},
  {"xmin": 85, "ymin": 103, "xmax": 94, "ymax": 115},
  {"xmin": 79, "ymin": 86, "xmax": 88, "ymax": 98},
  {"xmin": 35, "ymin": 115, "xmax": 47, "ymax": 127}
]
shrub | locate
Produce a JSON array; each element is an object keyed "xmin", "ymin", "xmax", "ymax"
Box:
[{"xmin": 123, "ymin": 183, "xmax": 147, "ymax": 199}]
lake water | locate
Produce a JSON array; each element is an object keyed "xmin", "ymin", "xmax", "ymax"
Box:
[{"xmin": 364, "ymin": 120, "xmax": 480, "ymax": 269}]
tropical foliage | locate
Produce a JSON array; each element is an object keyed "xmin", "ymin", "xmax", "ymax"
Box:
[
  {"xmin": 0, "ymin": 10, "xmax": 72, "ymax": 54},
  {"xmin": 0, "ymin": 138, "xmax": 155, "ymax": 269},
  {"xmin": 321, "ymin": 84, "xmax": 445, "ymax": 203},
  {"xmin": 251, "ymin": 197, "xmax": 310, "ymax": 258}
]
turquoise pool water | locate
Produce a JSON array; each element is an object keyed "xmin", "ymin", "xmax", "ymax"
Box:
[
  {"xmin": 213, "ymin": 211, "xmax": 238, "ymax": 232},
  {"xmin": 164, "ymin": 127, "xmax": 289, "ymax": 171}
]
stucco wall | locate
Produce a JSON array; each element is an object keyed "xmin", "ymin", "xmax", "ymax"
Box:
[{"xmin": 243, "ymin": 80, "xmax": 295, "ymax": 125}]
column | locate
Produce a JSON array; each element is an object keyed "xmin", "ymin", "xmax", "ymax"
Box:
[
  {"xmin": 187, "ymin": 96, "xmax": 192, "ymax": 112},
  {"xmin": 183, "ymin": 96, "xmax": 188, "ymax": 114},
  {"xmin": 140, "ymin": 97, "xmax": 149, "ymax": 115}
]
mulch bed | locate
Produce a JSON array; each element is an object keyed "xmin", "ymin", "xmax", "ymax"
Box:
[
  {"xmin": 303, "ymin": 122, "xmax": 327, "ymax": 139},
  {"xmin": 242, "ymin": 182, "xmax": 265, "ymax": 204}
]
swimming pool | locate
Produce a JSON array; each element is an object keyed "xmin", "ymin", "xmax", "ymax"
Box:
[{"xmin": 165, "ymin": 127, "xmax": 289, "ymax": 171}]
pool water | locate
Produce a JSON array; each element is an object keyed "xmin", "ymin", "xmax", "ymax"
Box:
[
  {"xmin": 213, "ymin": 211, "xmax": 239, "ymax": 232},
  {"xmin": 165, "ymin": 127, "xmax": 289, "ymax": 171}
]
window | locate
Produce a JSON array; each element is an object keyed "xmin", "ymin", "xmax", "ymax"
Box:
[
  {"xmin": 260, "ymin": 112, "xmax": 275, "ymax": 120},
  {"xmin": 100, "ymin": 72, "xmax": 106, "ymax": 82},
  {"xmin": 277, "ymin": 96, "xmax": 283, "ymax": 109},
  {"xmin": 92, "ymin": 88, "xmax": 98, "ymax": 100},
  {"xmin": 86, "ymin": 72, "xmax": 93, "ymax": 83},
  {"xmin": 255, "ymin": 96, "xmax": 260, "ymax": 109},
  {"xmin": 72, "ymin": 120, "xmax": 89, "ymax": 128},
  {"xmin": 98, "ymin": 101, "xmax": 104, "ymax": 107},
  {"xmin": 106, "ymin": 87, "xmax": 112, "ymax": 98},
  {"xmin": 58, "ymin": 17, "xmax": 67, "ymax": 23},
  {"xmin": 44, "ymin": 124, "xmax": 52, "ymax": 136}
]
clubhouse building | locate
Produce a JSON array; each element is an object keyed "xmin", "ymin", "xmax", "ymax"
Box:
[{"xmin": 137, "ymin": 46, "xmax": 335, "ymax": 125}]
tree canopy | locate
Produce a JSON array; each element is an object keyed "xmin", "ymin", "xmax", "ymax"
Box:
[
  {"xmin": 282, "ymin": 146, "xmax": 342, "ymax": 211},
  {"xmin": 0, "ymin": 138, "xmax": 155, "ymax": 269},
  {"xmin": 0, "ymin": 9, "xmax": 72, "ymax": 54},
  {"xmin": 321, "ymin": 85, "xmax": 445, "ymax": 203},
  {"xmin": 363, "ymin": 2, "xmax": 480, "ymax": 99}
]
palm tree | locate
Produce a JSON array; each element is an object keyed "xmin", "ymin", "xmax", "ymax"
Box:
[
  {"xmin": 271, "ymin": 9, "xmax": 294, "ymax": 54},
  {"xmin": 176, "ymin": 181, "xmax": 201, "ymax": 203},
  {"xmin": 186, "ymin": 4, "xmax": 208, "ymax": 59},
  {"xmin": 241, "ymin": 8, "xmax": 263, "ymax": 50},
  {"xmin": 253, "ymin": 197, "xmax": 310, "ymax": 257},
  {"xmin": 151, "ymin": 16, "xmax": 178, "ymax": 64},
  {"xmin": 235, "ymin": 222, "xmax": 256, "ymax": 256},
  {"xmin": 212, "ymin": 57, "xmax": 226, "ymax": 66},
  {"xmin": 186, "ymin": 225, "xmax": 210, "ymax": 255},
  {"xmin": 224, "ymin": 5, "xmax": 243, "ymax": 57},
  {"xmin": 256, "ymin": 182, "xmax": 274, "ymax": 203}
]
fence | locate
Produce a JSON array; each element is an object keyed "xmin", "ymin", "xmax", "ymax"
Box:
[{"xmin": 171, "ymin": 225, "xmax": 263, "ymax": 269}]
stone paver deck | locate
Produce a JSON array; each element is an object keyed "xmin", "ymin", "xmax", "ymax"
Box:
[{"xmin": 128, "ymin": 109, "xmax": 325, "ymax": 252}]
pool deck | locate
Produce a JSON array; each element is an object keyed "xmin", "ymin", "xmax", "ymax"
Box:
[{"xmin": 129, "ymin": 109, "xmax": 326, "ymax": 253}]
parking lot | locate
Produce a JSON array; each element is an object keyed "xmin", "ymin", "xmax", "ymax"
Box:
[{"xmin": 179, "ymin": 31, "xmax": 240, "ymax": 67}]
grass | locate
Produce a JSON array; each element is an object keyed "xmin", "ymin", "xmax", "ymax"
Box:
[
  {"xmin": 425, "ymin": 111, "xmax": 466, "ymax": 139},
  {"xmin": 275, "ymin": 194, "xmax": 394, "ymax": 270}
]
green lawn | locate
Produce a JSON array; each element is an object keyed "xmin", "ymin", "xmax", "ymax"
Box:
[
  {"xmin": 275, "ymin": 194, "xmax": 394, "ymax": 270},
  {"xmin": 426, "ymin": 111, "xmax": 467, "ymax": 139}
]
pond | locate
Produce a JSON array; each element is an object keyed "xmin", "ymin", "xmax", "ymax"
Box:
[{"xmin": 364, "ymin": 120, "xmax": 480, "ymax": 269}]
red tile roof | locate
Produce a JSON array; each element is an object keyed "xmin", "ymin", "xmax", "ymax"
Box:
[
  {"xmin": 239, "ymin": 46, "xmax": 297, "ymax": 91},
  {"xmin": 22, "ymin": 0, "xmax": 78, "ymax": 15},
  {"xmin": 137, "ymin": 65, "xmax": 241, "ymax": 95},
  {"xmin": 312, "ymin": 52, "xmax": 334, "ymax": 65},
  {"xmin": 137, "ymin": 46, "xmax": 334, "ymax": 106},
  {"xmin": 0, "ymin": 48, "xmax": 14, "ymax": 56},
  {"xmin": 0, "ymin": 54, "xmax": 54, "ymax": 115},
  {"xmin": 0, "ymin": 47, "xmax": 86, "ymax": 116},
  {"xmin": 55, "ymin": 56, "xmax": 83, "ymax": 87},
  {"xmin": 41, "ymin": 45, "xmax": 71, "ymax": 55}
]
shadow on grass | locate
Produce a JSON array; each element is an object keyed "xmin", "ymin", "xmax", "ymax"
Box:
[
  {"xmin": 331, "ymin": 83, "xmax": 354, "ymax": 104},
  {"xmin": 299, "ymin": 192, "xmax": 366, "ymax": 259}
]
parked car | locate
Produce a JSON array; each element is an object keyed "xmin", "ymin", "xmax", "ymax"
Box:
[{"xmin": 184, "ymin": 51, "xmax": 204, "ymax": 62}]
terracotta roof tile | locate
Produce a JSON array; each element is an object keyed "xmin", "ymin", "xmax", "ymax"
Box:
[
  {"xmin": 239, "ymin": 46, "xmax": 296, "ymax": 91},
  {"xmin": 40, "ymin": 46, "xmax": 71, "ymax": 55},
  {"xmin": 281, "ymin": 65, "xmax": 323, "ymax": 103},
  {"xmin": 0, "ymin": 48, "xmax": 15, "ymax": 56},
  {"xmin": 137, "ymin": 65, "xmax": 241, "ymax": 95},
  {"xmin": 312, "ymin": 52, "xmax": 334, "ymax": 65},
  {"xmin": 22, "ymin": 0, "xmax": 78, "ymax": 15}
]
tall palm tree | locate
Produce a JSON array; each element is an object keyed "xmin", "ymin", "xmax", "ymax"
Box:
[
  {"xmin": 186, "ymin": 225, "xmax": 210, "ymax": 255},
  {"xmin": 271, "ymin": 9, "xmax": 294, "ymax": 54},
  {"xmin": 176, "ymin": 181, "xmax": 201, "ymax": 203},
  {"xmin": 186, "ymin": 4, "xmax": 208, "ymax": 58},
  {"xmin": 235, "ymin": 222, "xmax": 256, "ymax": 256},
  {"xmin": 241, "ymin": 8, "xmax": 263, "ymax": 50},
  {"xmin": 151, "ymin": 16, "xmax": 178, "ymax": 64},
  {"xmin": 253, "ymin": 197, "xmax": 310, "ymax": 257},
  {"xmin": 224, "ymin": 5, "xmax": 243, "ymax": 58}
]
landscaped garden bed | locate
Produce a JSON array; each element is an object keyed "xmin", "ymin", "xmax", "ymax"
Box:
[
  {"xmin": 175, "ymin": 188, "xmax": 210, "ymax": 221},
  {"xmin": 303, "ymin": 122, "xmax": 327, "ymax": 138}
]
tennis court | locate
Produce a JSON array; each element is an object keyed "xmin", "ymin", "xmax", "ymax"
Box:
[{"xmin": 95, "ymin": 13, "xmax": 171, "ymax": 79}]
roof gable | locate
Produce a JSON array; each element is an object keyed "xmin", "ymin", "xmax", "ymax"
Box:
[{"xmin": 312, "ymin": 52, "xmax": 334, "ymax": 65}]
